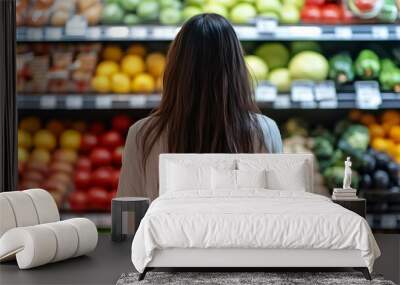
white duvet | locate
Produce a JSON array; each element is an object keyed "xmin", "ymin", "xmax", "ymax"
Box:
[{"xmin": 131, "ymin": 190, "xmax": 380, "ymax": 273}]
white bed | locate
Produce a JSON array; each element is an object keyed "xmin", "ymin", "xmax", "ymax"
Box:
[{"xmin": 131, "ymin": 154, "xmax": 380, "ymax": 280}]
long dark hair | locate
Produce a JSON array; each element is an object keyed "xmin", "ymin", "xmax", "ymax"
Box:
[{"xmin": 139, "ymin": 13, "xmax": 264, "ymax": 166}]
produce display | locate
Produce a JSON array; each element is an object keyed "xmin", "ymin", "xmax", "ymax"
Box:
[
  {"xmin": 17, "ymin": 43, "xmax": 164, "ymax": 94},
  {"xmin": 246, "ymin": 42, "xmax": 400, "ymax": 93},
  {"xmin": 16, "ymin": 0, "xmax": 400, "ymax": 26},
  {"xmin": 17, "ymin": 0, "xmax": 103, "ymax": 27},
  {"xmin": 18, "ymin": 114, "xmax": 134, "ymax": 212},
  {"xmin": 282, "ymin": 110, "xmax": 400, "ymax": 195},
  {"xmin": 92, "ymin": 45, "xmax": 165, "ymax": 93}
]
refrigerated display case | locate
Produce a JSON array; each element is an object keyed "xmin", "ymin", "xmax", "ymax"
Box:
[{"xmin": 7, "ymin": 0, "xmax": 400, "ymax": 231}]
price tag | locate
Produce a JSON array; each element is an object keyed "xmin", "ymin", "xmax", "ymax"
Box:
[
  {"xmin": 65, "ymin": 16, "xmax": 87, "ymax": 37},
  {"xmin": 152, "ymin": 27, "xmax": 178, "ymax": 39},
  {"xmin": 26, "ymin": 28, "xmax": 43, "ymax": 40},
  {"xmin": 40, "ymin": 96, "xmax": 57, "ymax": 109},
  {"xmin": 105, "ymin": 27, "xmax": 129, "ymax": 38},
  {"xmin": 65, "ymin": 96, "xmax": 83, "ymax": 109},
  {"xmin": 291, "ymin": 80, "xmax": 314, "ymax": 102},
  {"xmin": 300, "ymin": 101, "xmax": 317, "ymax": 109},
  {"xmin": 255, "ymin": 81, "xmax": 277, "ymax": 102},
  {"xmin": 372, "ymin": 26, "xmax": 389, "ymax": 40},
  {"xmin": 396, "ymin": 26, "xmax": 400, "ymax": 39},
  {"xmin": 314, "ymin": 81, "xmax": 337, "ymax": 101},
  {"xmin": 319, "ymin": 100, "xmax": 338, "ymax": 109},
  {"xmin": 273, "ymin": 95, "xmax": 290, "ymax": 109},
  {"xmin": 129, "ymin": 96, "xmax": 147, "ymax": 107},
  {"xmin": 334, "ymin": 27, "xmax": 352, "ymax": 39},
  {"xmin": 87, "ymin": 27, "xmax": 102, "ymax": 39},
  {"xmin": 95, "ymin": 96, "xmax": 112, "ymax": 109},
  {"xmin": 131, "ymin": 27, "xmax": 148, "ymax": 39},
  {"xmin": 256, "ymin": 18, "xmax": 277, "ymax": 34},
  {"xmin": 45, "ymin": 28, "xmax": 62, "ymax": 40},
  {"xmin": 355, "ymin": 81, "xmax": 381, "ymax": 109}
]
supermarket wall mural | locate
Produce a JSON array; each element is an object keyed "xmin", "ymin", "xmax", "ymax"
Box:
[{"xmin": 16, "ymin": 0, "xmax": 400, "ymax": 230}]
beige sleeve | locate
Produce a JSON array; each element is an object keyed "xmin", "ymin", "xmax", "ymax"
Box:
[{"xmin": 117, "ymin": 125, "xmax": 145, "ymax": 198}]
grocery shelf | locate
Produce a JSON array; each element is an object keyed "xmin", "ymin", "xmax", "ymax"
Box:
[
  {"xmin": 17, "ymin": 92, "xmax": 400, "ymax": 110},
  {"xmin": 16, "ymin": 24, "xmax": 400, "ymax": 42},
  {"xmin": 61, "ymin": 212, "xmax": 111, "ymax": 229}
]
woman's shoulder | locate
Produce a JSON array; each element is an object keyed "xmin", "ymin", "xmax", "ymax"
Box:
[
  {"xmin": 128, "ymin": 116, "xmax": 155, "ymax": 135},
  {"xmin": 254, "ymin": 113, "xmax": 278, "ymax": 129},
  {"xmin": 253, "ymin": 113, "xmax": 283, "ymax": 153}
]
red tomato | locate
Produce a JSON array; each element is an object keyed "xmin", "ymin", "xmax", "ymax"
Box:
[
  {"xmin": 76, "ymin": 156, "xmax": 91, "ymax": 172},
  {"xmin": 301, "ymin": 5, "xmax": 322, "ymax": 22},
  {"xmin": 111, "ymin": 169, "xmax": 120, "ymax": 189},
  {"xmin": 112, "ymin": 115, "xmax": 132, "ymax": 134},
  {"xmin": 355, "ymin": 0, "xmax": 376, "ymax": 12},
  {"xmin": 341, "ymin": 4, "xmax": 354, "ymax": 23},
  {"xmin": 74, "ymin": 170, "xmax": 91, "ymax": 189},
  {"xmin": 321, "ymin": 4, "xmax": 342, "ymax": 23},
  {"xmin": 100, "ymin": 131, "xmax": 123, "ymax": 150},
  {"xmin": 87, "ymin": 187, "xmax": 109, "ymax": 210},
  {"xmin": 112, "ymin": 146, "xmax": 123, "ymax": 166},
  {"xmin": 80, "ymin": 133, "xmax": 98, "ymax": 153},
  {"xmin": 90, "ymin": 147, "xmax": 112, "ymax": 167},
  {"xmin": 68, "ymin": 191, "xmax": 88, "ymax": 212},
  {"xmin": 89, "ymin": 121, "xmax": 105, "ymax": 135},
  {"xmin": 91, "ymin": 167, "xmax": 112, "ymax": 188},
  {"xmin": 305, "ymin": 0, "xmax": 325, "ymax": 5}
]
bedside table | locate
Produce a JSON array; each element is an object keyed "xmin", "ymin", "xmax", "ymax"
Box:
[
  {"xmin": 332, "ymin": 198, "xmax": 366, "ymax": 218},
  {"xmin": 111, "ymin": 197, "xmax": 150, "ymax": 242}
]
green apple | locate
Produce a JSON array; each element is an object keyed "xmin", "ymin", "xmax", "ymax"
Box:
[
  {"xmin": 182, "ymin": 6, "xmax": 203, "ymax": 21},
  {"xmin": 203, "ymin": 3, "xmax": 228, "ymax": 18},
  {"xmin": 283, "ymin": 0, "xmax": 304, "ymax": 9},
  {"xmin": 160, "ymin": 8, "xmax": 181, "ymax": 24},
  {"xmin": 209, "ymin": 0, "xmax": 236, "ymax": 8},
  {"xmin": 159, "ymin": 0, "xmax": 181, "ymax": 9},
  {"xmin": 137, "ymin": 0, "xmax": 160, "ymax": 21},
  {"xmin": 280, "ymin": 4, "xmax": 300, "ymax": 24},
  {"xmin": 186, "ymin": 0, "xmax": 207, "ymax": 6},
  {"xmin": 123, "ymin": 13, "xmax": 140, "ymax": 25},
  {"xmin": 230, "ymin": 3, "xmax": 257, "ymax": 24},
  {"xmin": 259, "ymin": 11, "xmax": 279, "ymax": 19},
  {"xmin": 256, "ymin": 0, "xmax": 282, "ymax": 14},
  {"xmin": 119, "ymin": 0, "xmax": 140, "ymax": 11}
]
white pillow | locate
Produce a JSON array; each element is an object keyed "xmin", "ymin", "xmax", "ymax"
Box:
[
  {"xmin": 211, "ymin": 169, "xmax": 267, "ymax": 190},
  {"xmin": 237, "ymin": 169, "xmax": 267, "ymax": 189},
  {"xmin": 166, "ymin": 162, "xmax": 211, "ymax": 191},
  {"xmin": 238, "ymin": 158, "xmax": 310, "ymax": 192},
  {"xmin": 266, "ymin": 168, "xmax": 307, "ymax": 191}
]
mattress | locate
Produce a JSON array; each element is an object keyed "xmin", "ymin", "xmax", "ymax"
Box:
[{"xmin": 131, "ymin": 190, "xmax": 380, "ymax": 273}]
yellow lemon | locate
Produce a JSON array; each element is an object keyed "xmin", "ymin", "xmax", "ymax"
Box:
[
  {"xmin": 121, "ymin": 55, "xmax": 145, "ymax": 77},
  {"xmin": 127, "ymin": 44, "xmax": 147, "ymax": 57},
  {"xmin": 96, "ymin": 61, "xmax": 119, "ymax": 77},
  {"xmin": 131, "ymin": 73, "xmax": 155, "ymax": 93},
  {"xmin": 18, "ymin": 129, "xmax": 32, "ymax": 149},
  {"xmin": 146, "ymin": 53, "xmax": 166, "ymax": 77},
  {"xmin": 102, "ymin": 45, "xmax": 123, "ymax": 61},
  {"xmin": 112, "ymin": 73, "xmax": 131, "ymax": 94},
  {"xmin": 18, "ymin": 147, "xmax": 29, "ymax": 163},
  {"xmin": 30, "ymin": 148, "xmax": 51, "ymax": 164},
  {"xmin": 60, "ymin": 130, "xmax": 81, "ymax": 150},
  {"xmin": 33, "ymin": 129, "xmax": 57, "ymax": 150},
  {"xmin": 92, "ymin": 75, "xmax": 111, "ymax": 93}
]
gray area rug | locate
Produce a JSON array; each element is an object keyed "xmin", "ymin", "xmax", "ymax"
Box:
[{"xmin": 117, "ymin": 272, "xmax": 396, "ymax": 285}]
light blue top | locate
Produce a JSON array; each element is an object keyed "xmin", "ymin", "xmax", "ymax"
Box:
[{"xmin": 256, "ymin": 114, "xmax": 283, "ymax": 153}]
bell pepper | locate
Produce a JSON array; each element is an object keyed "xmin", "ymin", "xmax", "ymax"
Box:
[
  {"xmin": 355, "ymin": 49, "xmax": 381, "ymax": 79},
  {"xmin": 329, "ymin": 53, "xmax": 355, "ymax": 84},
  {"xmin": 379, "ymin": 59, "xmax": 400, "ymax": 92},
  {"xmin": 377, "ymin": 0, "xmax": 398, "ymax": 23}
]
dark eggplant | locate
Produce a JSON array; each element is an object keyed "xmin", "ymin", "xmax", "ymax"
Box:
[
  {"xmin": 361, "ymin": 154, "xmax": 376, "ymax": 174},
  {"xmin": 375, "ymin": 152, "xmax": 391, "ymax": 170},
  {"xmin": 373, "ymin": 170, "xmax": 390, "ymax": 189},
  {"xmin": 360, "ymin": 174, "xmax": 373, "ymax": 189},
  {"xmin": 387, "ymin": 161, "xmax": 399, "ymax": 180}
]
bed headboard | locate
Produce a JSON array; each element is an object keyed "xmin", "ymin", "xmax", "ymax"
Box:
[{"xmin": 159, "ymin": 153, "xmax": 314, "ymax": 195}]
